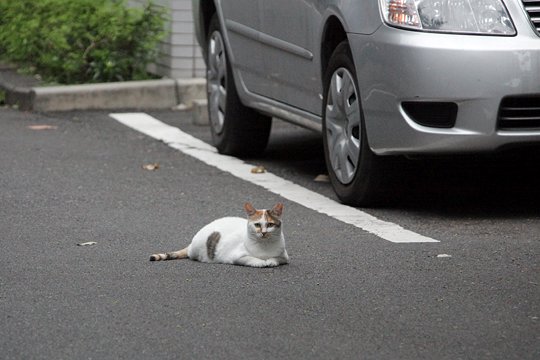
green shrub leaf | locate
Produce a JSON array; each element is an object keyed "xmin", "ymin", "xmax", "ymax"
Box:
[{"xmin": 0, "ymin": 0, "xmax": 168, "ymax": 84}]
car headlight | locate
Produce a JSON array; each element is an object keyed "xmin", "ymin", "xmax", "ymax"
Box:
[{"xmin": 379, "ymin": 0, "xmax": 516, "ymax": 35}]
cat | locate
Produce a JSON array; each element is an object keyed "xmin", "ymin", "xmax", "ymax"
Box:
[{"xmin": 149, "ymin": 202, "xmax": 289, "ymax": 268}]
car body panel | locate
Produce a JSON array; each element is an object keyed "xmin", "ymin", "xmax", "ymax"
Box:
[
  {"xmin": 260, "ymin": 0, "xmax": 320, "ymax": 114},
  {"xmin": 351, "ymin": 24, "xmax": 540, "ymax": 154},
  {"xmin": 219, "ymin": 0, "xmax": 270, "ymax": 95}
]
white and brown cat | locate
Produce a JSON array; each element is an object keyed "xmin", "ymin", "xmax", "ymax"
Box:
[{"xmin": 150, "ymin": 202, "xmax": 289, "ymax": 267}]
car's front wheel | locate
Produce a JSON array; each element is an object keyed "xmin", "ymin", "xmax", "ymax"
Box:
[
  {"xmin": 206, "ymin": 15, "xmax": 272, "ymax": 156},
  {"xmin": 322, "ymin": 41, "xmax": 391, "ymax": 206}
]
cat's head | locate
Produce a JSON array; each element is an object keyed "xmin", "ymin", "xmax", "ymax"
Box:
[{"xmin": 244, "ymin": 202, "xmax": 283, "ymax": 239}]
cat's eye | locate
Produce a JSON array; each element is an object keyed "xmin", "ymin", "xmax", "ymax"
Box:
[
  {"xmin": 254, "ymin": 223, "xmax": 261, "ymax": 228},
  {"xmin": 267, "ymin": 223, "xmax": 275, "ymax": 228}
]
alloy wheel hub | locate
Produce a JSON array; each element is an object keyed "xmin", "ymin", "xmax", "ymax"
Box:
[
  {"xmin": 207, "ymin": 31, "xmax": 227, "ymax": 135},
  {"xmin": 325, "ymin": 68, "xmax": 361, "ymax": 185}
]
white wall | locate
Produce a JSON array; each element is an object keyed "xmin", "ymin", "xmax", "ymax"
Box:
[{"xmin": 130, "ymin": 0, "xmax": 205, "ymax": 79}]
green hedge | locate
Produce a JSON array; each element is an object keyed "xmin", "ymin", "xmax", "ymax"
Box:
[{"xmin": 0, "ymin": 0, "xmax": 167, "ymax": 84}]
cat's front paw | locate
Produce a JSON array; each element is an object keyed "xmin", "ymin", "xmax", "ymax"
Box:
[{"xmin": 264, "ymin": 258, "xmax": 280, "ymax": 267}]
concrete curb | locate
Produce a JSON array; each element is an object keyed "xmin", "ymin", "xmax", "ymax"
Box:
[
  {"xmin": 192, "ymin": 99, "xmax": 209, "ymax": 126},
  {"xmin": 0, "ymin": 75, "xmax": 206, "ymax": 112}
]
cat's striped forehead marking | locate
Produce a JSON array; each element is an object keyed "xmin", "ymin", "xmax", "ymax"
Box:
[
  {"xmin": 248, "ymin": 210, "xmax": 265, "ymax": 221},
  {"xmin": 249, "ymin": 210, "xmax": 279, "ymax": 222},
  {"xmin": 248, "ymin": 209, "xmax": 281, "ymax": 227},
  {"xmin": 264, "ymin": 210, "xmax": 281, "ymax": 225}
]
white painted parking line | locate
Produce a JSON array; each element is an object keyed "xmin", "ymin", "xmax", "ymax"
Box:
[{"xmin": 110, "ymin": 112, "xmax": 439, "ymax": 243}]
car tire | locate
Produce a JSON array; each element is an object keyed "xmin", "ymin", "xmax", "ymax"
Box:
[
  {"xmin": 322, "ymin": 41, "xmax": 391, "ymax": 207},
  {"xmin": 206, "ymin": 15, "xmax": 272, "ymax": 156}
]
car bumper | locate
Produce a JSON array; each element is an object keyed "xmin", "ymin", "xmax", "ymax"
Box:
[{"xmin": 350, "ymin": 25, "xmax": 540, "ymax": 155}]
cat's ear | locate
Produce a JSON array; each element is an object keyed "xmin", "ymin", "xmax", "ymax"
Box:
[
  {"xmin": 244, "ymin": 202, "xmax": 257, "ymax": 217},
  {"xmin": 270, "ymin": 202, "xmax": 284, "ymax": 218}
]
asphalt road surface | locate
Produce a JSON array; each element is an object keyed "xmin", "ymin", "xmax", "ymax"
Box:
[{"xmin": 1, "ymin": 107, "xmax": 539, "ymax": 359}]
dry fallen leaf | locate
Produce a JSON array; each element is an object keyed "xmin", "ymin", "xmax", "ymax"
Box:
[
  {"xmin": 142, "ymin": 163, "xmax": 160, "ymax": 171},
  {"xmin": 250, "ymin": 165, "xmax": 266, "ymax": 174},
  {"xmin": 314, "ymin": 174, "xmax": 330, "ymax": 182},
  {"xmin": 77, "ymin": 241, "xmax": 97, "ymax": 246},
  {"xmin": 27, "ymin": 124, "xmax": 58, "ymax": 130}
]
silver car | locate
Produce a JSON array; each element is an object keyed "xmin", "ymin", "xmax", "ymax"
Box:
[{"xmin": 192, "ymin": 0, "xmax": 540, "ymax": 206}]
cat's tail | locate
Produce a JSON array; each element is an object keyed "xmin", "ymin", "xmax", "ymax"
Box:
[{"xmin": 149, "ymin": 247, "xmax": 189, "ymax": 261}]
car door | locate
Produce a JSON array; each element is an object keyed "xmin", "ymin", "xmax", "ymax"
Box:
[
  {"xmin": 220, "ymin": 0, "xmax": 267, "ymax": 95},
  {"xmin": 259, "ymin": 0, "xmax": 321, "ymax": 115}
]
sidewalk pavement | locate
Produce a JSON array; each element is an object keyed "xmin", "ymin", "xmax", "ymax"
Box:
[{"xmin": 0, "ymin": 64, "xmax": 207, "ymax": 119}]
